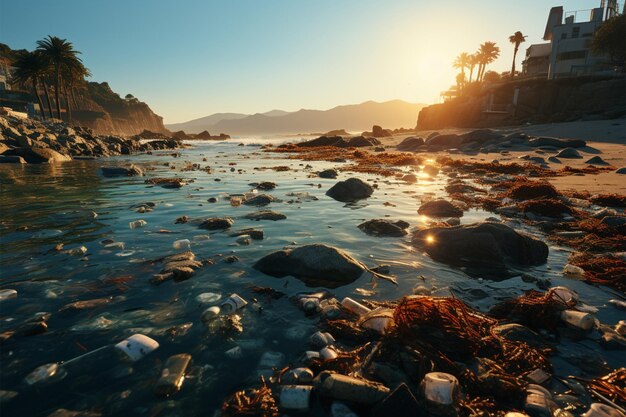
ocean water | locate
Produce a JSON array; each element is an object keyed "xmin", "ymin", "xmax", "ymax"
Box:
[{"xmin": 0, "ymin": 138, "xmax": 622, "ymax": 415}]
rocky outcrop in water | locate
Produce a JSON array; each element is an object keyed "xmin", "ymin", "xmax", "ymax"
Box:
[
  {"xmin": 326, "ymin": 178, "xmax": 374, "ymax": 202},
  {"xmin": 0, "ymin": 115, "xmax": 180, "ymax": 164}
]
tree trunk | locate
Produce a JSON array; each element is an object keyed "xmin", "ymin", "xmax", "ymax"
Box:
[
  {"xmin": 54, "ymin": 62, "xmax": 62, "ymax": 120},
  {"xmin": 469, "ymin": 66, "xmax": 474, "ymax": 83},
  {"xmin": 63, "ymin": 84, "xmax": 72, "ymax": 124},
  {"xmin": 511, "ymin": 44, "xmax": 519, "ymax": 78},
  {"xmin": 32, "ymin": 77, "xmax": 46, "ymax": 120},
  {"xmin": 42, "ymin": 81, "xmax": 54, "ymax": 119},
  {"xmin": 71, "ymin": 87, "xmax": 79, "ymax": 108}
]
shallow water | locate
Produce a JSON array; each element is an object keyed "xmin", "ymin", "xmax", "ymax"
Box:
[{"xmin": 0, "ymin": 139, "xmax": 622, "ymax": 415}]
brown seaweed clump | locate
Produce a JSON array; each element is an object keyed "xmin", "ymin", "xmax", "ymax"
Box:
[
  {"xmin": 583, "ymin": 368, "xmax": 626, "ymax": 408},
  {"xmin": 489, "ymin": 289, "xmax": 569, "ymax": 331},
  {"xmin": 518, "ymin": 198, "xmax": 573, "ymax": 217},
  {"xmin": 221, "ymin": 379, "xmax": 279, "ymax": 417},
  {"xmin": 506, "ymin": 181, "xmax": 560, "ymax": 200},
  {"xmin": 569, "ymin": 253, "xmax": 626, "ymax": 292}
]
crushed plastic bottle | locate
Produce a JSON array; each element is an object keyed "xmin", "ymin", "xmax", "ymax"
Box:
[
  {"xmin": 155, "ymin": 353, "xmax": 191, "ymax": 398},
  {"xmin": 0, "ymin": 289, "xmax": 17, "ymax": 302},
  {"xmin": 563, "ymin": 264, "xmax": 585, "ymax": 279},
  {"xmin": 172, "ymin": 239, "xmax": 191, "ymax": 250},
  {"xmin": 340, "ymin": 297, "xmax": 371, "ymax": 316},
  {"xmin": 129, "ymin": 220, "xmax": 147, "ymax": 229},
  {"xmin": 221, "ymin": 294, "xmax": 248, "ymax": 314},
  {"xmin": 550, "ymin": 287, "xmax": 579, "ymax": 305},
  {"xmin": 24, "ymin": 363, "xmax": 65, "ymax": 385}
]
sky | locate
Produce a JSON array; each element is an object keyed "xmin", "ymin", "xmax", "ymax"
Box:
[{"xmin": 0, "ymin": 0, "xmax": 596, "ymax": 123}]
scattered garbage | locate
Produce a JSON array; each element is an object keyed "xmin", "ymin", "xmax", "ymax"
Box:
[
  {"xmin": 221, "ymin": 293, "xmax": 248, "ymax": 314},
  {"xmin": 24, "ymin": 363, "xmax": 64, "ymax": 385},
  {"xmin": 114, "ymin": 334, "xmax": 159, "ymax": 362},
  {"xmin": 279, "ymin": 385, "xmax": 313, "ymax": 411},
  {"xmin": 560, "ymin": 310, "xmax": 595, "ymax": 331},
  {"xmin": 0, "ymin": 289, "xmax": 17, "ymax": 302},
  {"xmin": 172, "ymin": 239, "xmax": 191, "ymax": 250},
  {"xmin": 564, "ymin": 263, "xmax": 586, "ymax": 278},
  {"xmin": 129, "ymin": 219, "xmax": 147, "ymax": 229},
  {"xmin": 155, "ymin": 353, "xmax": 191, "ymax": 398},
  {"xmin": 201, "ymin": 306, "xmax": 221, "ymax": 323}
]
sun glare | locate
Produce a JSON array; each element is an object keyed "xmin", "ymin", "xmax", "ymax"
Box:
[{"xmin": 426, "ymin": 235, "xmax": 435, "ymax": 244}]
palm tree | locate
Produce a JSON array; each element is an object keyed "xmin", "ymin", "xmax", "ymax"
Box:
[
  {"xmin": 468, "ymin": 54, "xmax": 479, "ymax": 82},
  {"xmin": 36, "ymin": 36, "xmax": 82, "ymax": 120},
  {"xmin": 476, "ymin": 42, "xmax": 501, "ymax": 81},
  {"xmin": 509, "ymin": 31, "xmax": 527, "ymax": 77},
  {"xmin": 11, "ymin": 51, "xmax": 48, "ymax": 120},
  {"xmin": 453, "ymin": 52, "xmax": 470, "ymax": 78},
  {"xmin": 61, "ymin": 59, "xmax": 90, "ymax": 124}
]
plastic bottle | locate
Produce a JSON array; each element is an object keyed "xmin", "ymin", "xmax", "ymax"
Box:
[
  {"xmin": 320, "ymin": 347, "xmax": 338, "ymax": 360},
  {"xmin": 340, "ymin": 297, "xmax": 371, "ymax": 316},
  {"xmin": 563, "ymin": 264, "xmax": 585, "ymax": 278},
  {"xmin": 560, "ymin": 310, "xmax": 595, "ymax": 331},
  {"xmin": 583, "ymin": 403, "xmax": 624, "ymax": 417},
  {"xmin": 24, "ymin": 363, "xmax": 65, "ymax": 385},
  {"xmin": 421, "ymin": 372, "xmax": 459, "ymax": 406},
  {"xmin": 155, "ymin": 354, "xmax": 191, "ymax": 398},
  {"xmin": 220, "ymin": 294, "xmax": 248, "ymax": 314},
  {"xmin": 280, "ymin": 385, "xmax": 313, "ymax": 411},
  {"xmin": 0, "ymin": 289, "xmax": 17, "ymax": 302},
  {"xmin": 309, "ymin": 331, "xmax": 335, "ymax": 348},
  {"xmin": 129, "ymin": 220, "xmax": 147, "ymax": 229},
  {"xmin": 172, "ymin": 239, "xmax": 191, "ymax": 250},
  {"xmin": 318, "ymin": 372, "xmax": 390, "ymax": 405}
]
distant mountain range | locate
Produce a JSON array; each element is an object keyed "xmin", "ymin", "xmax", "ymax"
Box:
[{"xmin": 165, "ymin": 100, "xmax": 425, "ymax": 135}]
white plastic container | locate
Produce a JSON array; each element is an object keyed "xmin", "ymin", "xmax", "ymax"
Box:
[
  {"xmin": 196, "ymin": 292, "xmax": 221, "ymax": 304},
  {"xmin": 300, "ymin": 297, "xmax": 321, "ymax": 312},
  {"xmin": 563, "ymin": 264, "xmax": 585, "ymax": 278},
  {"xmin": 129, "ymin": 220, "xmax": 147, "ymax": 229},
  {"xmin": 560, "ymin": 310, "xmax": 595, "ymax": 331},
  {"xmin": 320, "ymin": 346, "xmax": 338, "ymax": 360},
  {"xmin": 340, "ymin": 297, "xmax": 371, "ymax": 316},
  {"xmin": 201, "ymin": 306, "xmax": 221, "ymax": 323},
  {"xmin": 221, "ymin": 294, "xmax": 248, "ymax": 314},
  {"xmin": 583, "ymin": 403, "xmax": 624, "ymax": 417},
  {"xmin": 114, "ymin": 334, "xmax": 159, "ymax": 362},
  {"xmin": 550, "ymin": 287, "xmax": 579, "ymax": 305},
  {"xmin": 302, "ymin": 351, "xmax": 320, "ymax": 362},
  {"xmin": 309, "ymin": 331, "xmax": 335, "ymax": 348},
  {"xmin": 360, "ymin": 309, "xmax": 394, "ymax": 334},
  {"xmin": 24, "ymin": 363, "xmax": 63, "ymax": 385},
  {"xmin": 173, "ymin": 239, "xmax": 191, "ymax": 250},
  {"xmin": 192, "ymin": 234, "xmax": 210, "ymax": 242},
  {"xmin": 280, "ymin": 385, "xmax": 312, "ymax": 411},
  {"xmin": 0, "ymin": 289, "xmax": 17, "ymax": 302},
  {"xmin": 422, "ymin": 372, "xmax": 459, "ymax": 406}
]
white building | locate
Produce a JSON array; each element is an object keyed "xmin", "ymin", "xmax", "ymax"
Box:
[{"xmin": 543, "ymin": 0, "xmax": 621, "ymax": 79}]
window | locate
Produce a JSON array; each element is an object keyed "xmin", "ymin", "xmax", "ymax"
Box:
[
  {"xmin": 556, "ymin": 50, "xmax": 587, "ymax": 61},
  {"xmin": 572, "ymin": 27, "xmax": 580, "ymax": 38}
]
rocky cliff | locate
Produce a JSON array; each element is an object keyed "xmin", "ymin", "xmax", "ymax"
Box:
[
  {"xmin": 72, "ymin": 82, "xmax": 168, "ymax": 137},
  {"xmin": 416, "ymin": 76, "xmax": 626, "ymax": 130}
]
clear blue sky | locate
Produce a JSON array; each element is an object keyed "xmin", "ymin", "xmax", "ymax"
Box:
[{"xmin": 1, "ymin": 0, "xmax": 595, "ymax": 123}]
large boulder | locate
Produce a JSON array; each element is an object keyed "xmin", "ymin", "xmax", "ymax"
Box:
[
  {"xmin": 459, "ymin": 129, "xmax": 504, "ymax": 145},
  {"xmin": 412, "ymin": 222, "xmax": 549, "ymax": 278},
  {"xmin": 425, "ymin": 134, "xmax": 462, "ymax": 148},
  {"xmin": 397, "ymin": 136, "xmax": 425, "ymax": 151},
  {"xmin": 101, "ymin": 164, "xmax": 144, "ymax": 177},
  {"xmin": 345, "ymin": 136, "xmax": 381, "ymax": 147},
  {"xmin": 20, "ymin": 147, "xmax": 72, "ymax": 163},
  {"xmin": 253, "ymin": 244, "xmax": 366, "ymax": 288},
  {"xmin": 371, "ymin": 125, "xmax": 392, "ymax": 138},
  {"xmin": 326, "ymin": 178, "xmax": 373, "ymax": 202},
  {"xmin": 297, "ymin": 136, "xmax": 344, "ymax": 148},
  {"xmin": 418, "ymin": 200, "xmax": 463, "ymax": 218},
  {"xmin": 528, "ymin": 137, "xmax": 586, "ymax": 148},
  {"xmin": 358, "ymin": 219, "xmax": 409, "ymax": 237}
]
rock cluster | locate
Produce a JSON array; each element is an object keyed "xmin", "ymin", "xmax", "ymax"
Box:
[{"xmin": 0, "ymin": 115, "xmax": 181, "ymax": 164}]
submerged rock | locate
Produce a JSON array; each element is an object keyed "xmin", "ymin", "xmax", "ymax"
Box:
[
  {"xmin": 358, "ymin": 219, "xmax": 409, "ymax": 237},
  {"xmin": 413, "ymin": 222, "xmax": 549, "ymax": 278},
  {"xmin": 417, "ymin": 199, "xmax": 463, "ymax": 218},
  {"xmin": 101, "ymin": 165, "xmax": 144, "ymax": 177},
  {"xmin": 244, "ymin": 210, "xmax": 287, "ymax": 221},
  {"xmin": 319, "ymin": 169, "xmax": 339, "ymax": 179},
  {"xmin": 253, "ymin": 244, "xmax": 366, "ymax": 288},
  {"xmin": 199, "ymin": 217, "xmax": 234, "ymax": 230},
  {"xmin": 326, "ymin": 178, "xmax": 373, "ymax": 202},
  {"xmin": 243, "ymin": 194, "xmax": 276, "ymax": 206}
]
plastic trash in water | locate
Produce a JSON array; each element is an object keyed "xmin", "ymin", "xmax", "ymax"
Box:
[
  {"xmin": 65, "ymin": 246, "xmax": 87, "ymax": 256},
  {"xmin": 320, "ymin": 300, "xmax": 341, "ymax": 319},
  {"xmin": 257, "ymin": 351, "xmax": 285, "ymax": 377},
  {"xmin": 300, "ymin": 297, "xmax": 321, "ymax": 313},
  {"xmin": 319, "ymin": 346, "xmax": 338, "ymax": 361},
  {"xmin": 616, "ymin": 320, "xmax": 626, "ymax": 336},
  {"xmin": 583, "ymin": 403, "xmax": 624, "ymax": 417},
  {"xmin": 318, "ymin": 372, "xmax": 390, "ymax": 405},
  {"xmin": 560, "ymin": 310, "xmax": 595, "ymax": 331},
  {"xmin": 173, "ymin": 239, "xmax": 191, "ymax": 250},
  {"xmin": 192, "ymin": 234, "xmax": 210, "ymax": 242},
  {"xmin": 24, "ymin": 363, "xmax": 65, "ymax": 385},
  {"xmin": 421, "ymin": 372, "xmax": 460, "ymax": 406},
  {"xmin": 280, "ymin": 385, "xmax": 312, "ymax": 411},
  {"xmin": 360, "ymin": 308, "xmax": 394, "ymax": 334},
  {"xmin": 196, "ymin": 292, "xmax": 222, "ymax": 304},
  {"xmin": 0, "ymin": 289, "xmax": 17, "ymax": 302},
  {"xmin": 340, "ymin": 297, "xmax": 371, "ymax": 316},
  {"xmin": 155, "ymin": 353, "xmax": 191, "ymax": 398},
  {"xmin": 201, "ymin": 306, "xmax": 221, "ymax": 323},
  {"xmin": 129, "ymin": 220, "xmax": 147, "ymax": 229},
  {"xmin": 282, "ymin": 367, "xmax": 314, "ymax": 384},
  {"xmin": 309, "ymin": 331, "xmax": 335, "ymax": 348},
  {"xmin": 114, "ymin": 334, "xmax": 159, "ymax": 362},
  {"xmin": 221, "ymin": 294, "xmax": 248, "ymax": 314},
  {"xmin": 104, "ymin": 242, "xmax": 125, "ymax": 250},
  {"xmin": 563, "ymin": 264, "xmax": 585, "ymax": 278},
  {"xmin": 550, "ymin": 287, "xmax": 579, "ymax": 305},
  {"xmin": 225, "ymin": 346, "xmax": 243, "ymax": 359},
  {"xmin": 301, "ymin": 351, "xmax": 320, "ymax": 363}
]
